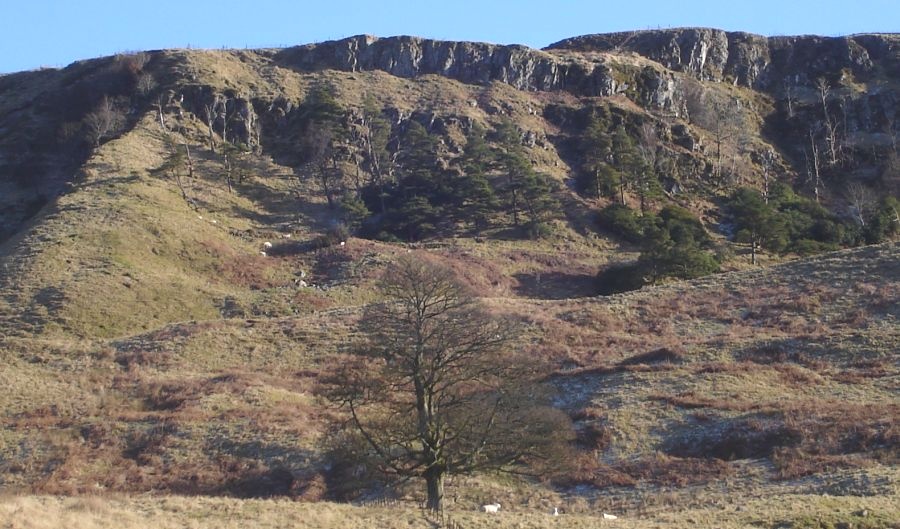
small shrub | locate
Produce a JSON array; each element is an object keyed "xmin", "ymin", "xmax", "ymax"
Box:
[
  {"xmin": 615, "ymin": 453, "xmax": 733, "ymax": 486},
  {"xmin": 596, "ymin": 262, "xmax": 644, "ymax": 295},
  {"xmin": 667, "ymin": 417, "xmax": 802, "ymax": 460},
  {"xmin": 575, "ymin": 422, "xmax": 612, "ymax": 451},
  {"xmin": 525, "ymin": 220, "xmax": 552, "ymax": 239},
  {"xmin": 596, "ymin": 204, "xmax": 648, "ymax": 243},
  {"xmin": 551, "ymin": 453, "xmax": 637, "ymax": 489},
  {"xmin": 791, "ymin": 238, "xmax": 839, "ymax": 256},
  {"xmin": 309, "ymin": 225, "xmax": 350, "ymax": 250},
  {"xmin": 772, "ymin": 448, "xmax": 866, "ymax": 480}
]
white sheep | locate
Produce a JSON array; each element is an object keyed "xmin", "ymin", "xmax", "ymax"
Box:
[
  {"xmin": 262, "ymin": 241, "xmax": 273, "ymax": 249},
  {"xmin": 602, "ymin": 513, "xmax": 618, "ymax": 520},
  {"xmin": 481, "ymin": 503, "xmax": 501, "ymax": 513}
]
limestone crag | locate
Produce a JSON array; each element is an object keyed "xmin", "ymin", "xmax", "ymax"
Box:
[
  {"xmin": 547, "ymin": 28, "xmax": 900, "ymax": 89},
  {"xmin": 274, "ymin": 35, "xmax": 622, "ymax": 97}
]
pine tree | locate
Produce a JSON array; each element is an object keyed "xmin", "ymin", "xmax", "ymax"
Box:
[
  {"xmin": 729, "ymin": 188, "xmax": 789, "ymax": 264},
  {"xmin": 493, "ymin": 118, "xmax": 555, "ymax": 229},
  {"xmin": 461, "ymin": 172, "xmax": 498, "ymax": 232},
  {"xmin": 396, "ymin": 121, "xmax": 442, "ymax": 199},
  {"xmin": 580, "ymin": 115, "xmax": 617, "ymax": 198},
  {"xmin": 455, "ymin": 124, "xmax": 499, "ymax": 231},
  {"xmin": 635, "ymin": 123, "xmax": 665, "ymax": 213},
  {"xmin": 521, "ymin": 171, "xmax": 558, "ymax": 236},
  {"xmin": 298, "ymin": 82, "xmax": 346, "ymax": 209},
  {"xmin": 377, "ymin": 121, "xmax": 445, "ymax": 240},
  {"xmin": 611, "ymin": 126, "xmax": 641, "ymax": 206}
]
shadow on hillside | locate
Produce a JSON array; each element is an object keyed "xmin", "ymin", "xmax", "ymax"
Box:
[
  {"xmin": 784, "ymin": 244, "xmax": 900, "ymax": 282},
  {"xmin": 513, "ymin": 271, "xmax": 597, "ymax": 300},
  {"xmin": 0, "ymin": 285, "xmax": 65, "ymax": 338},
  {"xmin": 232, "ymin": 178, "xmax": 335, "ymax": 231},
  {"xmin": 201, "ymin": 437, "xmax": 318, "ymax": 498},
  {"xmin": 77, "ymin": 171, "xmax": 141, "ymax": 189}
]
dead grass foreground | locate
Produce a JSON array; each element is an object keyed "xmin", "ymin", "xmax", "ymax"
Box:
[{"xmin": 1, "ymin": 493, "xmax": 898, "ymax": 529}]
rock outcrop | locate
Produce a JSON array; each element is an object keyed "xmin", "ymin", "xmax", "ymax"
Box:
[
  {"xmin": 547, "ymin": 28, "xmax": 900, "ymax": 90},
  {"xmin": 273, "ymin": 35, "xmax": 622, "ymax": 97}
]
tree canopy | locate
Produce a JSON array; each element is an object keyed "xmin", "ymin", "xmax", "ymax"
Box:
[{"xmin": 323, "ymin": 256, "xmax": 573, "ymax": 511}]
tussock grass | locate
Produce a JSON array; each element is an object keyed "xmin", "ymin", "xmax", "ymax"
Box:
[{"xmin": 1, "ymin": 493, "xmax": 898, "ymax": 529}]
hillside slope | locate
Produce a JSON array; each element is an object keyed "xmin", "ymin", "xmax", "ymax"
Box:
[
  {"xmin": 0, "ymin": 29, "xmax": 898, "ymax": 527},
  {"xmin": 1, "ymin": 241, "xmax": 896, "ymax": 516}
]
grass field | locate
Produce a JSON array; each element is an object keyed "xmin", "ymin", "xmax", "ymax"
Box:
[{"xmin": 2, "ymin": 491, "xmax": 898, "ymax": 529}]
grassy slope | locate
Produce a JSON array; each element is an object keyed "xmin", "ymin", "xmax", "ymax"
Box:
[
  {"xmin": 0, "ymin": 47, "xmax": 897, "ymax": 528},
  {"xmin": 1, "ymin": 493, "xmax": 897, "ymax": 529},
  {"xmin": 0, "ymin": 240, "xmax": 896, "ymax": 521}
]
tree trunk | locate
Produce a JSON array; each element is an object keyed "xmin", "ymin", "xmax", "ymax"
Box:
[
  {"xmin": 751, "ymin": 240, "xmax": 757, "ymax": 265},
  {"xmin": 716, "ymin": 137, "xmax": 723, "ymax": 181},
  {"xmin": 424, "ymin": 467, "xmax": 444, "ymax": 513},
  {"xmin": 511, "ymin": 188, "xmax": 519, "ymax": 226},
  {"xmin": 156, "ymin": 100, "xmax": 167, "ymax": 132},
  {"xmin": 320, "ymin": 160, "xmax": 335, "ymax": 209},
  {"xmin": 224, "ymin": 154, "xmax": 234, "ymax": 193},
  {"xmin": 184, "ymin": 143, "xmax": 194, "ymax": 179},
  {"xmin": 638, "ymin": 176, "xmax": 646, "ymax": 213}
]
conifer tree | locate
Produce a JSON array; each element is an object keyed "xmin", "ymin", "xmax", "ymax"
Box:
[
  {"xmin": 493, "ymin": 118, "xmax": 555, "ymax": 230},
  {"xmin": 298, "ymin": 83, "xmax": 346, "ymax": 209},
  {"xmin": 611, "ymin": 125, "xmax": 641, "ymax": 206},
  {"xmin": 580, "ymin": 115, "xmax": 617, "ymax": 198},
  {"xmin": 456, "ymin": 125, "xmax": 498, "ymax": 231},
  {"xmin": 729, "ymin": 188, "xmax": 789, "ymax": 264}
]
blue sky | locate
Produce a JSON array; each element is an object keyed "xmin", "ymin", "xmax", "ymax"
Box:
[{"xmin": 1, "ymin": 0, "xmax": 898, "ymax": 73}]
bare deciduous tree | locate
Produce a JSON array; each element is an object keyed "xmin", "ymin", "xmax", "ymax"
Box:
[
  {"xmin": 683, "ymin": 80, "xmax": 744, "ymax": 181},
  {"xmin": 845, "ymin": 182, "xmax": 876, "ymax": 227},
  {"xmin": 349, "ymin": 94, "xmax": 394, "ymax": 211},
  {"xmin": 218, "ymin": 95, "xmax": 231, "ymax": 143},
  {"xmin": 782, "ymin": 80, "xmax": 796, "ymax": 119},
  {"xmin": 760, "ymin": 148, "xmax": 776, "ymax": 204},
  {"xmin": 154, "ymin": 92, "xmax": 169, "ymax": 132},
  {"xmin": 135, "ymin": 72, "xmax": 157, "ymax": 98},
  {"xmin": 83, "ymin": 96, "xmax": 125, "ymax": 148},
  {"xmin": 323, "ymin": 256, "xmax": 573, "ymax": 512},
  {"xmin": 157, "ymin": 139, "xmax": 197, "ymax": 209},
  {"xmin": 237, "ymin": 99, "xmax": 260, "ymax": 151},
  {"xmin": 203, "ymin": 95, "xmax": 225, "ymax": 152},
  {"xmin": 816, "ymin": 78, "xmax": 842, "ymax": 167},
  {"xmin": 807, "ymin": 128, "xmax": 824, "ymax": 203}
]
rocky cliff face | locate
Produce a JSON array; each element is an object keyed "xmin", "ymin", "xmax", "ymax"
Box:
[
  {"xmin": 268, "ymin": 30, "xmax": 900, "ymax": 125},
  {"xmin": 270, "ymin": 31, "xmax": 900, "ymax": 97},
  {"xmin": 273, "ymin": 35, "xmax": 622, "ymax": 97},
  {"xmin": 2, "ymin": 29, "xmax": 899, "ymax": 249},
  {"xmin": 547, "ymin": 29, "xmax": 900, "ymax": 90},
  {"xmin": 263, "ymin": 30, "xmax": 900, "ymax": 204}
]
